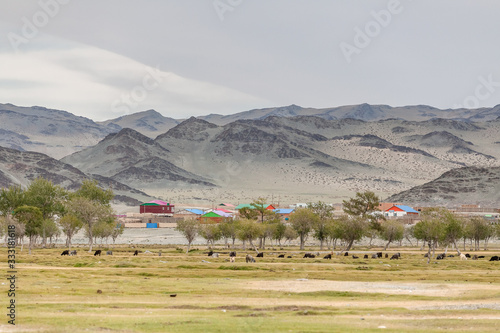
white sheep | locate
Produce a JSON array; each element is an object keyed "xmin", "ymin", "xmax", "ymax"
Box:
[{"xmin": 460, "ymin": 253, "xmax": 467, "ymax": 260}]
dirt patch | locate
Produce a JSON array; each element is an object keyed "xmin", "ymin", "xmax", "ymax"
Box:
[{"xmin": 244, "ymin": 279, "xmax": 499, "ymax": 297}]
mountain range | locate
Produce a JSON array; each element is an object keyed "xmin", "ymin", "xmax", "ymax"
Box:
[{"xmin": 2, "ymin": 102, "xmax": 500, "ymax": 207}]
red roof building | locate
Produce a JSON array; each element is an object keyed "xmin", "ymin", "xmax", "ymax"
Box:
[{"xmin": 140, "ymin": 200, "xmax": 175, "ymax": 214}]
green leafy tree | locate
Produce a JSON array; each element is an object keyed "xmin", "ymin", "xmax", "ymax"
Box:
[
  {"xmin": 238, "ymin": 207, "xmax": 259, "ymax": 220},
  {"xmin": 380, "ymin": 220, "xmax": 405, "ymax": 250},
  {"xmin": 111, "ymin": 221, "xmax": 125, "ymax": 246},
  {"xmin": 66, "ymin": 196, "xmax": 113, "ymax": 252},
  {"xmin": 273, "ymin": 221, "xmax": 287, "ymax": 246},
  {"xmin": 218, "ymin": 219, "xmax": 240, "ymax": 249},
  {"xmin": 309, "ymin": 201, "xmax": 334, "ymax": 250},
  {"xmin": 441, "ymin": 211, "xmax": 465, "ymax": 254},
  {"xmin": 73, "ymin": 179, "xmax": 114, "ymax": 206},
  {"xmin": 176, "ymin": 219, "xmax": 199, "ymax": 253},
  {"xmin": 237, "ymin": 218, "xmax": 262, "ymax": 252},
  {"xmin": 59, "ymin": 214, "xmax": 83, "ymax": 251},
  {"xmin": 336, "ymin": 215, "xmax": 367, "ymax": 251},
  {"xmin": 466, "ymin": 217, "xmax": 494, "ymax": 251},
  {"xmin": 289, "ymin": 208, "xmax": 319, "ymax": 250},
  {"xmin": 199, "ymin": 222, "xmax": 221, "ymax": 249},
  {"xmin": 413, "ymin": 209, "xmax": 445, "ymax": 263},
  {"xmin": 0, "ymin": 185, "xmax": 26, "ymax": 217},
  {"xmin": 14, "ymin": 205, "xmax": 43, "ymax": 255}
]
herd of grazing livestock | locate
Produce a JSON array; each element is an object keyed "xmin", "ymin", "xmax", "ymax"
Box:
[{"xmin": 59, "ymin": 248, "xmax": 500, "ymax": 263}]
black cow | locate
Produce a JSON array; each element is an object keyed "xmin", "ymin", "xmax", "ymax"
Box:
[
  {"xmin": 447, "ymin": 254, "xmax": 455, "ymax": 257},
  {"xmin": 256, "ymin": 252, "xmax": 264, "ymax": 258},
  {"xmin": 278, "ymin": 254, "xmax": 285, "ymax": 258},
  {"xmin": 133, "ymin": 250, "xmax": 139, "ymax": 256},
  {"xmin": 385, "ymin": 253, "xmax": 389, "ymax": 258},
  {"xmin": 352, "ymin": 255, "xmax": 359, "ymax": 259},
  {"xmin": 377, "ymin": 252, "xmax": 383, "ymax": 258},
  {"xmin": 323, "ymin": 254, "xmax": 332, "ymax": 259},
  {"xmin": 465, "ymin": 253, "xmax": 471, "ymax": 258},
  {"xmin": 390, "ymin": 253, "xmax": 400, "ymax": 260},
  {"xmin": 436, "ymin": 253, "xmax": 446, "ymax": 260},
  {"xmin": 489, "ymin": 256, "xmax": 500, "ymax": 261},
  {"xmin": 229, "ymin": 251, "xmax": 236, "ymax": 257},
  {"xmin": 207, "ymin": 250, "xmax": 214, "ymax": 257},
  {"xmin": 344, "ymin": 252, "xmax": 349, "ymax": 257},
  {"xmin": 94, "ymin": 250, "xmax": 101, "ymax": 256},
  {"xmin": 287, "ymin": 256, "xmax": 292, "ymax": 258},
  {"xmin": 363, "ymin": 254, "xmax": 369, "ymax": 259},
  {"xmin": 478, "ymin": 256, "xmax": 485, "ymax": 259},
  {"xmin": 61, "ymin": 250, "xmax": 69, "ymax": 256}
]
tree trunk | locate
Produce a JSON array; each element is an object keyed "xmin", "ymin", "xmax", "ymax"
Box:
[
  {"xmin": 426, "ymin": 241, "xmax": 432, "ymax": 264},
  {"xmin": 453, "ymin": 241, "xmax": 461, "ymax": 255},
  {"xmin": 186, "ymin": 242, "xmax": 191, "ymax": 254},
  {"xmin": 384, "ymin": 239, "xmax": 391, "ymax": 251},
  {"xmin": 320, "ymin": 239, "xmax": 324, "ymax": 250},
  {"xmin": 345, "ymin": 239, "xmax": 355, "ymax": 252},
  {"xmin": 299, "ymin": 234, "xmax": 305, "ymax": 250}
]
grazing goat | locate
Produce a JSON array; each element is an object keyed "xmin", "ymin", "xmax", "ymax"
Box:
[
  {"xmin": 256, "ymin": 252, "xmax": 264, "ymax": 258},
  {"xmin": 460, "ymin": 253, "xmax": 467, "ymax": 260},
  {"xmin": 363, "ymin": 254, "xmax": 369, "ymax": 259},
  {"xmin": 303, "ymin": 253, "xmax": 315, "ymax": 258},
  {"xmin": 61, "ymin": 250, "xmax": 69, "ymax": 256},
  {"xmin": 246, "ymin": 254, "xmax": 256, "ymax": 263},
  {"xmin": 70, "ymin": 250, "xmax": 77, "ymax": 256},
  {"xmin": 323, "ymin": 254, "xmax": 332, "ymax": 259},
  {"xmin": 436, "ymin": 253, "xmax": 446, "ymax": 260},
  {"xmin": 230, "ymin": 256, "xmax": 235, "ymax": 263},
  {"xmin": 352, "ymin": 255, "xmax": 359, "ymax": 259},
  {"xmin": 385, "ymin": 253, "xmax": 389, "ymax": 258},
  {"xmin": 472, "ymin": 255, "xmax": 478, "ymax": 260},
  {"xmin": 106, "ymin": 251, "xmax": 112, "ymax": 255},
  {"xmin": 207, "ymin": 250, "xmax": 214, "ymax": 257},
  {"xmin": 377, "ymin": 252, "xmax": 383, "ymax": 258},
  {"xmin": 489, "ymin": 256, "xmax": 500, "ymax": 261},
  {"xmin": 133, "ymin": 250, "xmax": 139, "ymax": 256},
  {"xmin": 278, "ymin": 254, "xmax": 285, "ymax": 258},
  {"xmin": 447, "ymin": 254, "xmax": 455, "ymax": 257},
  {"xmin": 229, "ymin": 251, "xmax": 236, "ymax": 257},
  {"xmin": 371, "ymin": 254, "xmax": 378, "ymax": 259},
  {"xmin": 94, "ymin": 250, "xmax": 101, "ymax": 256},
  {"xmin": 465, "ymin": 253, "xmax": 471, "ymax": 258},
  {"xmin": 287, "ymin": 256, "xmax": 292, "ymax": 258},
  {"xmin": 390, "ymin": 253, "xmax": 400, "ymax": 260},
  {"xmin": 211, "ymin": 253, "xmax": 219, "ymax": 258},
  {"xmin": 344, "ymin": 252, "xmax": 349, "ymax": 257}
]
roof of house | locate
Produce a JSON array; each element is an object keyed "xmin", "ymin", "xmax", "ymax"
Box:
[
  {"xmin": 184, "ymin": 208, "xmax": 205, "ymax": 215},
  {"xmin": 211, "ymin": 210, "xmax": 232, "ymax": 217},
  {"xmin": 202, "ymin": 211, "xmax": 222, "ymax": 218},
  {"xmin": 387, "ymin": 205, "xmax": 419, "ymax": 214},
  {"xmin": 273, "ymin": 208, "xmax": 295, "ymax": 214},
  {"xmin": 219, "ymin": 203, "xmax": 235, "ymax": 208},
  {"xmin": 236, "ymin": 203, "xmax": 274, "ymax": 210},
  {"xmin": 140, "ymin": 200, "xmax": 171, "ymax": 206},
  {"xmin": 216, "ymin": 208, "xmax": 233, "ymax": 213}
]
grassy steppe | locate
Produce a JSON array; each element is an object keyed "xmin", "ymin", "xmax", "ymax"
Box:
[{"xmin": 3, "ymin": 245, "xmax": 500, "ymax": 332}]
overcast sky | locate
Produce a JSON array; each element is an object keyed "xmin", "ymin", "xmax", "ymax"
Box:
[{"xmin": 1, "ymin": 1, "xmax": 499, "ymax": 121}]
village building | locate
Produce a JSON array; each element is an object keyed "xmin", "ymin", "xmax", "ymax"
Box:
[{"xmin": 384, "ymin": 205, "xmax": 419, "ymax": 218}]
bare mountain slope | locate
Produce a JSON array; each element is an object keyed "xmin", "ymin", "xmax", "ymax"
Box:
[
  {"xmin": 98, "ymin": 109, "xmax": 179, "ymax": 138},
  {"xmin": 0, "ymin": 103, "xmax": 113, "ymax": 158},
  {"xmin": 61, "ymin": 128, "xmax": 215, "ymax": 189},
  {"xmin": 0, "ymin": 146, "xmax": 148, "ymax": 205},
  {"xmin": 385, "ymin": 166, "xmax": 500, "ymax": 206}
]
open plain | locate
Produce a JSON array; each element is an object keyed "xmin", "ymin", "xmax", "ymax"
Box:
[{"xmin": 2, "ymin": 243, "xmax": 500, "ymax": 332}]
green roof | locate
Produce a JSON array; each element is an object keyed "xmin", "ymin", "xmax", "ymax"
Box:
[{"xmin": 202, "ymin": 211, "xmax": 221, "ymax": 218}]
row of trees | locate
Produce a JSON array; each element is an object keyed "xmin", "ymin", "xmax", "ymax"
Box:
[
  {"xmin": 0, "ymin": 178, "xmax": 122, "ymax": 254},
  {"xmin": 176, "ymin": 193, "xmax": 500, "ymax": 262}
]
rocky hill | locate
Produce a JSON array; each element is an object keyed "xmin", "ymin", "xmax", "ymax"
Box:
[
  {"xmin": 385, "ymin": 166, "xmax": 500, "ymax": 207},
  {"xmin": 98, "ymin": 109, "xmax": 179, "ymax": 138},
  {"xmin": 0, "ymin": 146, "xmax": 149, "ymax": 205},
  {"xmin": 61, "ymin": 128, "xmax": 215, "ymax": 190}
]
